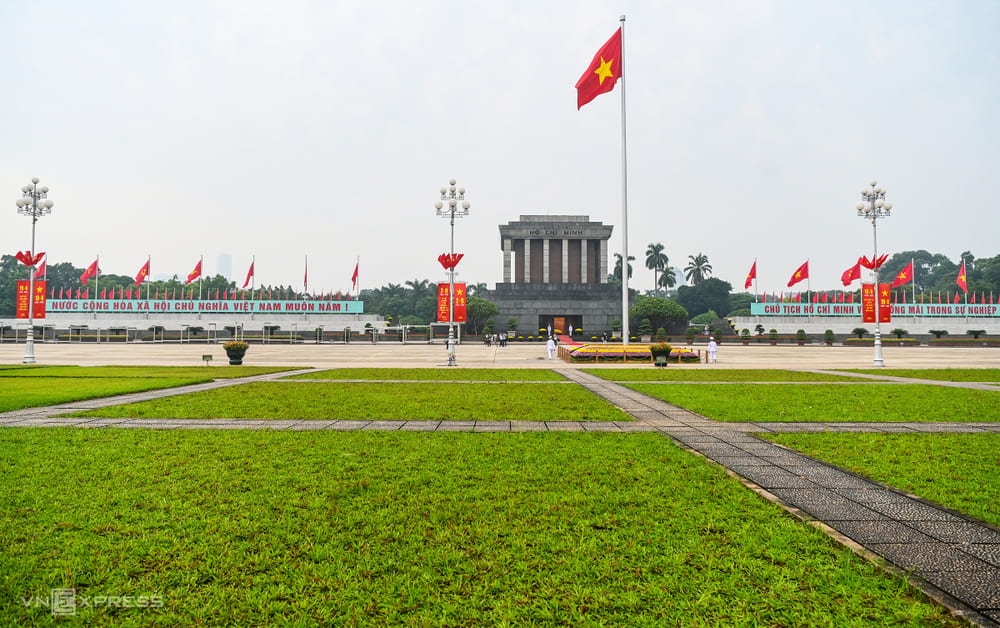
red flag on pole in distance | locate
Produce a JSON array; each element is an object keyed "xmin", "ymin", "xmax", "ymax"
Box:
[
  {"xmin": 185, "ymin": 260, "xmax": 202, "ymax": 285},
  {"xmin": 575, "ymin": 28, "xmax": 623, "ymax": 109},
  {"xmin": 971, "ymin": 292, "xmax": 977, "ymax": 304},
  {"xmin": 82, "ymin": 288, "xmax": 89, "ymax": 299},
  {"xmin": 821, "ymin": 292, "xmax": 827, "ymax": 303},
  {"xmin": 80, "ymin": 259, "xmax": 98, "ymax": 285},
  {"xmin": 33, "ymin": 258, "xmax": 46, "ymax": 280},
  {"xmin": 892, "ymin": 261, "xmax": 913, "ymax": 288},
  {"xmin": 351, "ymin": 262, "xmax": 359, "ymax": 291},
  {"xmin": 954, "ymin": 292, "xmax": 960, "ymax": 303},
  {"xmin": 956, "ymin": 261, "xmax": 968, "ymax": 293},
  {"xmin": 242, "ymin": 261, "xmax": 254, "ymax": 289},
  {"xmin": 100, "ymin": 288, "xmax": 106, "ymax": 299},
  {"xmin": 744, "ymin": 261, "xmax": 756, "ymax": 289},
  {"xmin": 787, "ymin": 261, "xmax": 808, "ymax": 287},
  {"xmin": 812, "ymin": 292, "xmax": 819, "ymax": 303}
]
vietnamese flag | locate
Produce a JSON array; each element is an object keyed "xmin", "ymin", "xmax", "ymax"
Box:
[
  {"xmin": 787, "ymin": 261, "xmax": 808, "ymax": 287},
  {"xmin": 971, "ymin": 292, "xmax": 977, "ymax": 304},
  {"xmin": 126, "ymin": 286, "xmax": 132, "ymax": 299},
  {"xmin": 821, "ymin": 292, "xmax": 828, "ymax": 303},
  {"xmin": 32, "ymin": 258, "xmax": 46, "ymax": 280},
  {"xmin": 80, "ymin": 259, "xmax": 99, "ymax": 285},
  {"xmin": 100, "ymin": 288, "xmax": 107, "ymax": 299},
  {"xmin": 242, "ymin": 260, "xmax": 255, "ymax": 289},
  {"xmin": 956, "ymin": 261, "xmax": 968, "ymax": 293},
  {"xmin": 135, "ymin": 260, "xmax": 150, "ymax": 286},
  {"xmin": 892, "ymin": 261, "xmax": 914, "ymax": 288},
  {"xmin": 82, "ymin": 288, "xmax": 89, "ymax": 299},
  {"xmin": 811, "ymin": 292, "xmax": 819, "ymax": 303},
  {"xmin": 185, "ymin": 259, "xmax": 202, "ymax": 285},
  {"xmin": 744, "ymin": 260, "xmax": 757, "ymax": 290},
  {"xmin": 841, "ymin": 259, "xmax": 861, "ymax": 286},
  {"xmin": 954, "ymin": 292, "xmax": 961, "ymax": 303},
  {"xmin": 848, "ymin": 292, "xmax": 854, "ymax": 303},
  {"xmin": 575, "ymin": 27, "xmax": 622, "ymax": 109}
]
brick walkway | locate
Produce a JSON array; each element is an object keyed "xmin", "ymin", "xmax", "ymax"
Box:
[{"xmin": 2, "ymin": 367, "xmax": 999, "ymax": 625}]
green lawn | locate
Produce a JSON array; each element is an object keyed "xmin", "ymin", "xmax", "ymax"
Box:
[
  {"xmin": 0, "ymin": 378, "xmax": 212, "ymax": 413},
  {"xmin": 68, "ymin": 382, "xmax": 631, "ymax": 422},
  {"xmin": 0, "ymin": 430, "xmax": 960, "ymax": 627},
  {"xmin": 0, "ymin": 365, "xmax": 293, "ymax": 379},
  {"xmin": 763, "ymin": 433, "xmax": 1000, "ymax": 528},
  {"xmin": 625, "ymin": 383, "xmax": 1000, "ymax": 422},
  {"xmin": 842, "ymin": 368, "xmax": 1000, "ymax": 382},
  {"xmin": 286, "ymin": 368, "xmax": 567, "ymax": 381},
  {"xmin": 585, "ymin": 368, "xmax": 861, "ymax": 382}
]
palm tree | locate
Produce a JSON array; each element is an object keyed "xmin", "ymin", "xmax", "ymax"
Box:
[
  {"xmin": 467, "ymin": 282, "xmax": 488, "ymax": 297},
  {"xmin": 657, "ymin": 268, "xmax": 677, "ymax": 292},
  {"xmin": 645, "ymin": 243, "xmax": 668, "ymax": 297},
  {"xmin": 612, "ymin": 253, "xmax": 635, "ymax": 282},
  {"xmin": 684, "ymin": 253, "xmax": 713, "ymax": 285}
]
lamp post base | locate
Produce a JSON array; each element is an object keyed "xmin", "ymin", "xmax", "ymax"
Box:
[
  {"xmin": 446, "ymin": 326, "xmax": 457, "ymax": 366},
  {"xmin": 873, "ymin": 337, "xmax": 885, "ymax": 367},
  {"xmin": 23, "ymin": 330, "xmax": 36, "ymax": 364}
]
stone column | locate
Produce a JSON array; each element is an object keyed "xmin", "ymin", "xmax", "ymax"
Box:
[
  {"xmin": 581, "ymin": 239, "xmax": 588, "ymax": 284},
  {"xmin": 542, "ymin": 239, "xmax": 550, "ymax": 284},
  {"xmin": 599, "ymin": 240, "xmax": 608, "ymax": 284},
  {"xmin": 502, "ymin": 238, "xmax": 512, "ymax": 283},
  {"xmin": 523, "ymin": 238, "xmax": 531, "ymax": 283},
  {"xmin": 562, "ymin": 239, "xmax": 569, "ymax": 284}
]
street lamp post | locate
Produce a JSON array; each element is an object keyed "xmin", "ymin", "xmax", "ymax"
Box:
[
  {"xmin": 856, "ymin": 179, "xmax": 892, "ymax": 367},
  {"xmin": 435, "ymin": 179, "xmax": 470, "ymax": 367},
  {"xmin": 15, "ymin": 177, "xmax": 54, "ymax": 364}
]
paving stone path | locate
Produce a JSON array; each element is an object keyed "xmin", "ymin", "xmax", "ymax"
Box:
[{"xmin": 2, "ymin": 367, "xmax": 999, "ymax": 625}]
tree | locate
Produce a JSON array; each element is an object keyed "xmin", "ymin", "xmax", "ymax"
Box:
[
  {"xmin": 675, "ymin": 277, "xmax": 732, "ymax": 319},
  {"xmin": 657, "ymin": 268, "xmax": 677, "ymax": 291},
  {"xmin": 466, "ymin": 282, "xmax": 488, "ymax": 297},
  {"xmin": 628, "ymin": 296, "xmax": 689, "ymax": 334},
  {"xmin": 464, "ymin": 296, "xmax": 499, "ymax": 335},
  {"xmin": 683, "ymin": 253, "xmax": 712, "ymax": 285},
  {"xmin": 645, "ymin": 243, "xmax": 668, "ymax": 297},
  {"xmin": 611, "ymin": 253, "xmax": 635, "ymax": 282}
]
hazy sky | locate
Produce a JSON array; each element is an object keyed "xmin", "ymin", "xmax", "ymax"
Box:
[{"xmin": 3, "ymin": 1, "xmax": 998, "ymax": 296}]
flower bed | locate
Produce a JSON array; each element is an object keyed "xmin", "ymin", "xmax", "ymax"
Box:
[
  {"xmin": 559, "ymin": 344, "xmax": 701, "ymax": 363},
  {"xmin": 928, "ymin": 338, "xmax": 1000, "ymax": 347},
  {"xmin": 844, "ymin": 338, "xmax": 921, "ymax": 347}
]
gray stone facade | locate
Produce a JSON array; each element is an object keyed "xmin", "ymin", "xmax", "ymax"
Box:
[{"xmin": 486, "ymin": 215, "xmax": 623, "ymax": 335}]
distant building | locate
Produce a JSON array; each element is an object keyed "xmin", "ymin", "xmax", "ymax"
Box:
[
  {"xmin": 485, "ymin": 215, "xmax": 624, "ymax": 335},
  {"xmin": 217, "ymin": 253, "xmax": 233, "ymax": 281}
]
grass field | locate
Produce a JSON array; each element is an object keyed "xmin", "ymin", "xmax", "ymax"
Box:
[
  {"xmin": 625, "ymin": 383, "xmax": 1000, "ymax": 422},
  {"xmin": 843, "ymin": 368, "xmax": 1000, "ymax": 382},
  {"xmin": 763, "ymin": 432, "xmax": 1000, "ymax": 528},
  {"xmin": 68, "ymin": 382, "xmax": 632, "ymax": 422},
  {"xmin": 286, "ymin": 368, "xmax": 568, "ymax": 381},
  {"xmin": 0, "ymin": 429, "xmax": 962, "ymax": 627}
]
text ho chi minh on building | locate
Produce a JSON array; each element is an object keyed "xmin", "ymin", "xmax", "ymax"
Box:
[{"xmin": 484, "ymin": 215, "xmax": 623, "ymax": 336}]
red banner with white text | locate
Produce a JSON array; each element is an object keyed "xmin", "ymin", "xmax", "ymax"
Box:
[{"xmin": 16, "ymin": 280, "xmax": 47, "ymax": 319}]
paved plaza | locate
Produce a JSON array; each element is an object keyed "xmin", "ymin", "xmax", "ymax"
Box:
[{"xmin": 2, "ymin": 341, "xmax": 999, "ymax": 625}]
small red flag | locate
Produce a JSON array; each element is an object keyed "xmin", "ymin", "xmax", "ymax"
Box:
[
  {"xmin": 32, "ymin": 258, "xmax": 46, "ymax": 280},
  {"xmin": 787, "ymin": 261, "xmax": 809, "ymax": 287},
  {"xmin": 135, "ymin": 260, "xmax": 150, "ymax": 286},
  {"xmin": 745, "ymin": 261, "xmax": 757, "ymax": 290},
  {"xmin": 892, "ymin": 261, "xmax": 913, "ymax": 288},
  {"xmin": 821, "ymin": 292, "xmax": 828, "ymax": 303},
  {"xmin": 971, "ymin": 292, "xmax": 977, "ymax": 304},
  {"xmin": 82, "ymin": 288, "xmax": 89, "ymax": 299},
  {"xmin": 351, "ymin": 262, "xmax": 359, "ymax": 290},
  {"xmin": 242, "ymin": 261, "xmax": 254, "ymax": 289},
  {"xmin": 954, "ymin": 292, "xmax": 960, "ymax": 303},
  {"xmin": 575, "ymin": 28, "xmax": 623, "ymax": 109},
  {"xmin": 100, "ymin": 288, "xmax": 106, "ymax": 299}
]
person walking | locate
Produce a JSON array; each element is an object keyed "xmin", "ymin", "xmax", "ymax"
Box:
[
  {"xmin": 707, "ymin": 336, "xmax": 718, "ymax": 364},
  {"xmin": 546, "ymin": 335, "xmax": 556, "ymax": 359}
]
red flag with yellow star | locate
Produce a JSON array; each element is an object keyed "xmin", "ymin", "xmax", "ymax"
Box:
[
  {"xmin": 956, "ymin": 261, "xmax": 968, "ymax": 293},
  {"xmin": 891, "ymin": 261, "xmax": 913, "ymax": 288},
  {"xmin": 576, "ymin": 28, "xmax": 622, "ymax": 109}
]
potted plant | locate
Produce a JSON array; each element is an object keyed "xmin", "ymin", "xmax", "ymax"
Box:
[
  {"xmin": 823, "ymin": 329, "xmax": 835, "ymax": 346},
  {"xmin": 741, "ymin": 328, "xmax": 751, "ymax": 345},
  {"xmin": 796, "ymin": 329, "xmax": 807, "ymax": 346},
  {"xmin": 649, "ymin": 342, "xmax": 672, "ymax": 368},
  {"xmin": 222, "ymin": 340, "xmax": 249, "ymax": 365},
  {"xmin": 685, "ymin": 327, "xmax": 696, "ymax": 345},
  {"xmin": 656, "ymin": 327, "xmax": 667, "ymax": 342},
  {"xmin": 769, "ymin": 329, "xmax": 778, "ymax": 345}
]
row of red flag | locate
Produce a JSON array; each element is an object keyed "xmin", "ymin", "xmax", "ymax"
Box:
[
  {"xmin": 49, "ymin": 285, "xmax": 352, "ymax": 301},
  {"xmin": 745, "ymin": 259, "xmax": 974, "ymax": 293},
  {"xmin": 21, "ymin": 254, "xmax": 361, "ymax": 294},
  {"xmin": 761, "ymin": 290, "xmax": 999, "ymax": 305}
]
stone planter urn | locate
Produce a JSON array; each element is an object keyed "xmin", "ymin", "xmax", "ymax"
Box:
[{"xmin": 223, "ymin": 341, "xmax": 249, "ymax": 365}]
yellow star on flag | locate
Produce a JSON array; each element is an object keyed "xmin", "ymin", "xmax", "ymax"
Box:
[{"xmin": 594, "ymin": 57, "xmax": 615, "ymax": 85}]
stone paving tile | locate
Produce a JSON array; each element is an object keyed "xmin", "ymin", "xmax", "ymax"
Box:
[
  {"xmin": 908, "ymin": 521, "xmax": 1000, "ymax": 544},
  {"xmin": 829, "ymin": 520, "xmax": 937, "ymax": 545},
  {"xmin": 435, "ymin": 422, "xmax": 476, "ymax": 432},
  {"xmin": 869, "ymin": 542, "xmax": 991, "ymax": 572},
  {"xmin": 766, "ymin": 488, "xmax": 888, "ymax": 521},
  {"xmin": 832, "ymin": 488, "xmax": 917, "ymax": 506},
  {"xmin": 731, "ymin": 468, "xmax": 820, "ymax": 490},
  {"xmin": 330, "ymin": 420, "xmax": 372, "ymax": 430},
  {"xmin": 111, "ymin": 422, "xmax": 182, "ymax": 429},
  {"xmin": 362, "ymin": 421, "xmax": 403, "ymax": 431},
  {"xmin": 956, "ymin": 543, "xmax": 1000, "ymax": 568},
  {"xmin": 580, "ymin": 421, "xmax": 624, "ymax": 432},
  {"xmin": 545, "ymin": 422, "xmax": 584, "ymax": 432},
  {"xmin": 865, "ymin": 501, "xmax": 965, "ymax": 522},
  {"xmin": 790, "ymin": 468, "xmax": 880, "ymax": 490},
  {"xmin": 474, "ymin": 421, "xmax": 510, "ymax": 432},
  {"xmin": 913, "ymin": 570, "xmax": 1000, "ymax": 610},
  {"xmin": 510, "ymin": 421, "xmax": 548, "ymax": 432},
  {"xmin": 289, "ymin": 421, "xmax": 337, "ymax": 431},
  {"xmin": 615, "ymin": 422, "xmax": 656, "ymax": 432},
  {"xmin": 400, "ymin": 421, "xmax": 441, "ymax": 431}
]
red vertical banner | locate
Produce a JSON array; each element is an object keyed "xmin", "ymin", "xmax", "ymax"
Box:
[
  {"xmin": 436, "ymin": 283, "xmax": 467, "ymax": 322},
  {"xmin": 878, "ymin": 283, "xmax": 892, "ymax": 323},
  {"xmin": 16, "ymin": 280, "xmax": 46, "ymax": 319},
  {"xmin": 862, "ymin": 283, "xmax": 876, "ymax": 323}
]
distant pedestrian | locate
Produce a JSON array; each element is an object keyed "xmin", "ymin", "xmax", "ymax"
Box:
[
  {"xmin": 546, "ymin": 335, "xmax": 556, "ymax": 359},
  {"xmin": 707, "ymin": 336, "xmax": 718, "ymax": 364}
]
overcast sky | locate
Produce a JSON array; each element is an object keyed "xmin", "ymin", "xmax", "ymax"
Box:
[{"xmin": 3, "ymin": 1, "xmax": 998, "ymax": 297}]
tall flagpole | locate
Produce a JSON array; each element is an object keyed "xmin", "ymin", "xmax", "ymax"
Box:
[
  {"xmin": 911, "ymin": 257, "xmax": 915, "ymax": 304},
  {"xmin": 619, "ymin": 14, "xmax": 630, "ymax": 345},
  {"xmin": 94, "ymin": 254, "xmax": 99, "ymax": 303}
]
